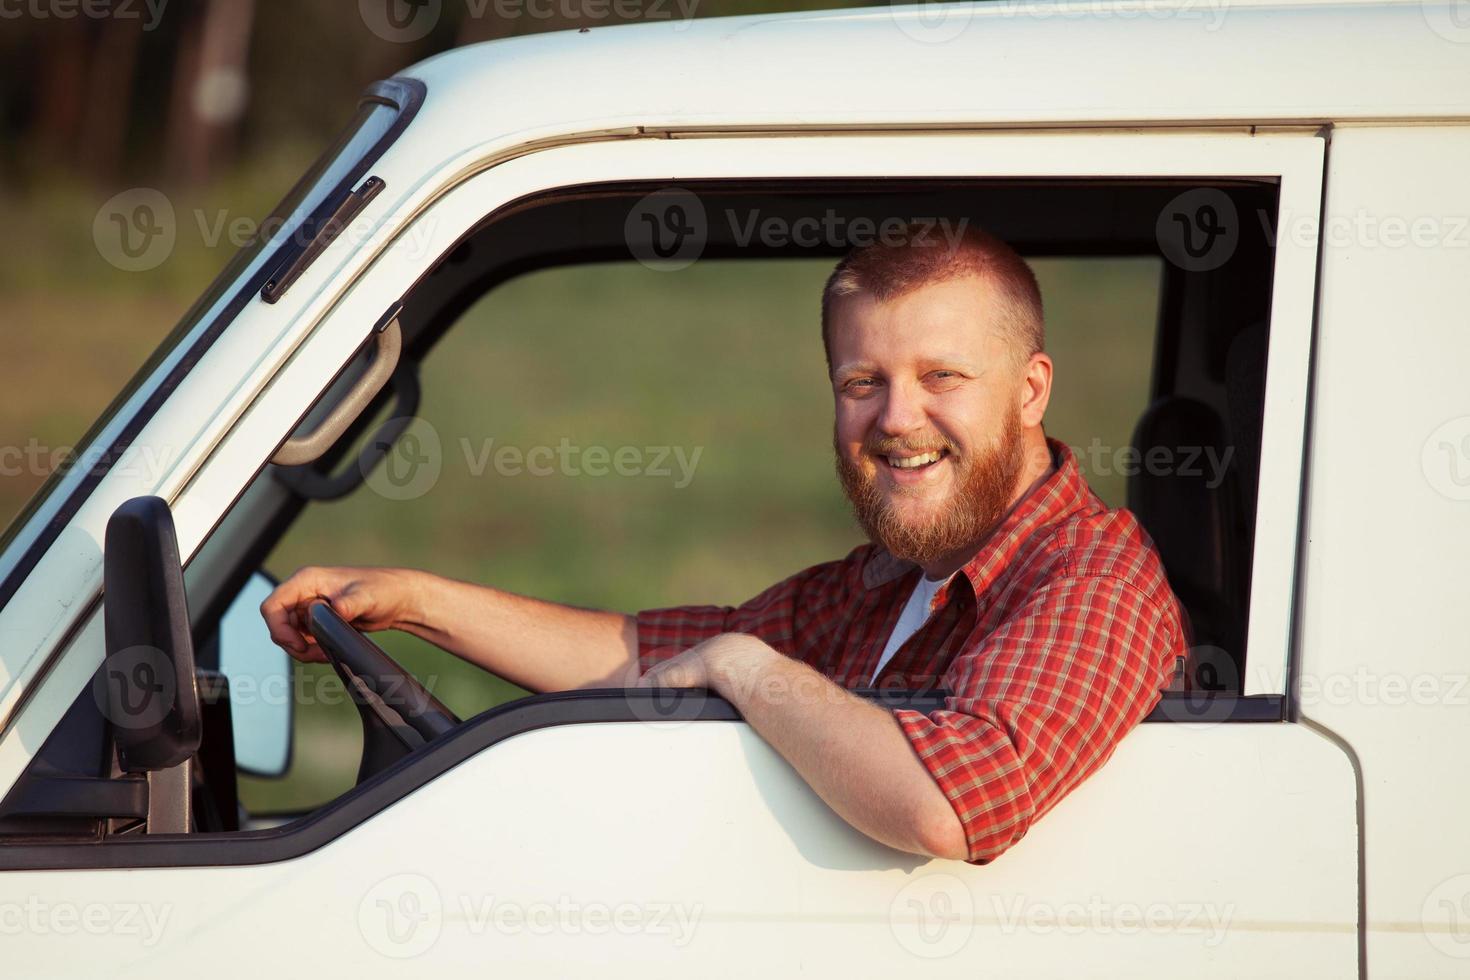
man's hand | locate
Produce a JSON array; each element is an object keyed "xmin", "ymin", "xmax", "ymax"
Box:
[
  {"xmin": 261, "ymin": 566, "xmax": 426, "ymax": 663},
  {"xmin": 635, "ymin": 632, "xmax": 773, "ymax": 696},
  {"xmin": 637, "ymin": 632, "xmax": 969, "ymax": 862}
]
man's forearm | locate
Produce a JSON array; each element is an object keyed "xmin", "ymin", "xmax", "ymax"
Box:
[
  {"xmin": 698, "ymin": 639, "xmax": 969, "ymax": 861},
  {"xmin": 397, "ymin": 570, "xmax": 640, "ymax": 693}
]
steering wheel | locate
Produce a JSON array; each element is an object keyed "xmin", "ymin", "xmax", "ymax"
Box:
[{"xmin": 306, "ymin": 600, "xmax": 460, "ymax": 781}]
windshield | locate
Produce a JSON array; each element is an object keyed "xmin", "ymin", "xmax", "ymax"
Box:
[{"xmin": 0, "ymin": 84, "xmax": 418, "ymax": 609}]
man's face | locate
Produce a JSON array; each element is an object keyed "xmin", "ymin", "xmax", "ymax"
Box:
[{"xmin": 829, "ymin": 275, "xmax": 1032, "ymax": 567}]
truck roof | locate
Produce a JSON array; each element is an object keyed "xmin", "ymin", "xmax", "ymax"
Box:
[{"xmin": 395, "ymin": 0, "xmax": 1470, "ymax": 170}]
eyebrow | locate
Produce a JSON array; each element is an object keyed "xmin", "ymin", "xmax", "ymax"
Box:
[{"xmin": 831, "ymin": 357, "xmax": 983, "ymax": 379}]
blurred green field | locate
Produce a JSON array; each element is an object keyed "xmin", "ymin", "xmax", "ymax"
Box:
[{"xmin": 0, "ymin": 181, "xmax": 1159, "ymax": 814}]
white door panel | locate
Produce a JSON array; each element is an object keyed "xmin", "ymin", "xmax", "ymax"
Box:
[
  {"xmin": 1300, "ymin": 124, "xmax": 1470, "ymax": 979},
  {"xmin": 7, "ymin": 719, "xmax": 1356, "ymax": 978}
]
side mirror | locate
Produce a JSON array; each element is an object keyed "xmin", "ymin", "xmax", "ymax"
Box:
[
  {"xmin": 217, "ymin": 573, "xmax": 294, "ymax": 778},
  {"xmin": 102, "ymin": 496, "xmax": 201, "ymax": 772}
]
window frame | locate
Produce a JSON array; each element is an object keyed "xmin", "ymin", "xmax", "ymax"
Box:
[{"xmin": 0, "ymin": 129, "xmax": 1323, "ymax": 861}]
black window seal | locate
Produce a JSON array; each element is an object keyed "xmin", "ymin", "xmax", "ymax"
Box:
[
  {"xmin": 0, "ymin": 77, "xmax": 426, "ymax": 617},
  {"xmin": 0, "ymin": 687, "xmax": 1283, "ymax": 871}
]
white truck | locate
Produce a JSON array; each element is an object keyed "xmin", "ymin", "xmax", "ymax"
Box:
[{"xmin": 1, "ymin": 2, "xmax": 1467, "ymax": 976}]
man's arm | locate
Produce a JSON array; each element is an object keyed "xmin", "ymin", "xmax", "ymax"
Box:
[
  {"xmin": 637, "ymin": 633, "xmax": 969, "ymax": 861},
  {"xmin": 639, "ymin": 574, "xmax": 1184, "ymax": 864},
  {"xmin": 261, "ymin": 566, "xmax": 641, "ymax": 692},
  {"xmin": 403, "ymin": 572, "xmax": 642, "ymax": 692},
  {"xmin": 266, "ymin": 551, "xmax": 857, "ymax": 688}
]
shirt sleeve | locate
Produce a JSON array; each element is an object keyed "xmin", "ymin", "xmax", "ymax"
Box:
[
  {"xmin": 635, "ymin": 547, "xmax": 868, "ymax": 673},
  {"xmin": 894, "ymin": 574, "xmax": 1184, "ymax": 865}
]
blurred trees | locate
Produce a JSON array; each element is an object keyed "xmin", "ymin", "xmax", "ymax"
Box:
[{"xmin": 0, "ymin": 0, "xmax": 875, "ymax": 188}]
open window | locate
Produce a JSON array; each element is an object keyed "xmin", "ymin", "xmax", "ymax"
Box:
[
  {"xmin": 205, "ymin": 179, "xmax": 1281, "ymax": 818},
  {"xmin": 0, "ymin": 130, "xmax": 1321, "ymax": 858}
]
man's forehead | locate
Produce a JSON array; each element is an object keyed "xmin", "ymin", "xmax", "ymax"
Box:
[{"xmin": 828, "ymin": 277, "xmax": 1009, "ymax": 363}]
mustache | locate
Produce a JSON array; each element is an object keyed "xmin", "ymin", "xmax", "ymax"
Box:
[{"xmin": 865, "ymin": 434, "xmax": 960, "ymax": 458}]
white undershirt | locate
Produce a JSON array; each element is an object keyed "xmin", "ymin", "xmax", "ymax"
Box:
[{"xmin": 869, "ymin": 572, "xmax": 953, "ymax": 684}]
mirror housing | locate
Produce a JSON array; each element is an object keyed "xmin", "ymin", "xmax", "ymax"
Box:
[{"xmin": 101, "ymin": 496, "xmax": 201, "ymax": 772}]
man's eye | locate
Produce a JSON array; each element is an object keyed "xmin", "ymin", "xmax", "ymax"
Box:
[{"xmin": 845, "ymin": 378, "xmax": 877, "ymax": 391}]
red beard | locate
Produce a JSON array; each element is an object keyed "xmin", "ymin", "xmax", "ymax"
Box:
[{"xmin": 835, "ymin": 405, "xmax": 1026, "ymax": 566}]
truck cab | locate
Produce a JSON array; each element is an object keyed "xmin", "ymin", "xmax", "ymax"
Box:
[{"xmin": 1, "ymin": 3, "xmax": 1467, "ymax": 976}]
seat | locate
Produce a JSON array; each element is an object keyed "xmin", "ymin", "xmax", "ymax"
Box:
[{"xmin": 1128, "ymin": 395, "xmax": 1242, "ymax": 690}]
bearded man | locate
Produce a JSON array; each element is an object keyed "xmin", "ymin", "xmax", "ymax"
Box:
[{"xmin": 262, "ymin": 227, "xmax": 1188, "ymax": 864}]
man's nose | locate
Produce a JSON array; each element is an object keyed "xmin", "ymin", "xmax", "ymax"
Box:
[{"xmin": 876, "ymin": 381, "xmax": 929, "ymax": 438}]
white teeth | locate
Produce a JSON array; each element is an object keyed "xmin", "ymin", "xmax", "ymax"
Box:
[{"xmin": 887, "ymin": 450, "xmax": 943, "ymax": 469}]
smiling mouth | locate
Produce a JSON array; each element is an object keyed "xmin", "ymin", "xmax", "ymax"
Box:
[{"xmin": 883, "ymin": 448, "xmax": 951, "ymax": 471}]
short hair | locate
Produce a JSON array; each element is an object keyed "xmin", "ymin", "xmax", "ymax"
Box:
[{"xmin": 820, "ymin": 225, "xmax": 1045, "ymax": 372}]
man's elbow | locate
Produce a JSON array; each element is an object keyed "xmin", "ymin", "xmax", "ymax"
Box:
[{"xmin": 912, "ymin": 798, "xmax": 970, "ymax": 862}]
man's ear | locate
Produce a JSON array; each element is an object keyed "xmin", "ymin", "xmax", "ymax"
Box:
[{"xmin": 1019, "ymin": 352, "xmax": 1053, "ymax": 427}]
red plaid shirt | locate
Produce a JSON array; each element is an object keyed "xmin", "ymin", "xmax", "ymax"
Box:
[{"xmin": 637, "ymin": 438, "xmax": 1188, "ymax": 864}]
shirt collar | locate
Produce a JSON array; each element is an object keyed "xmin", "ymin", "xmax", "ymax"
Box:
[{"xmin": 861, "ymin": 437, "xmax": 1095, "ymax": 595}]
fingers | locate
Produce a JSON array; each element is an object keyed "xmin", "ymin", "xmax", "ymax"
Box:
[
  {"xmin": 261, "ymin": 567, "xmax": 340, "ymax": 662},
  {"xmin": 637, "ymin": 656, "xmax": 700, "ymax": 689}
]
